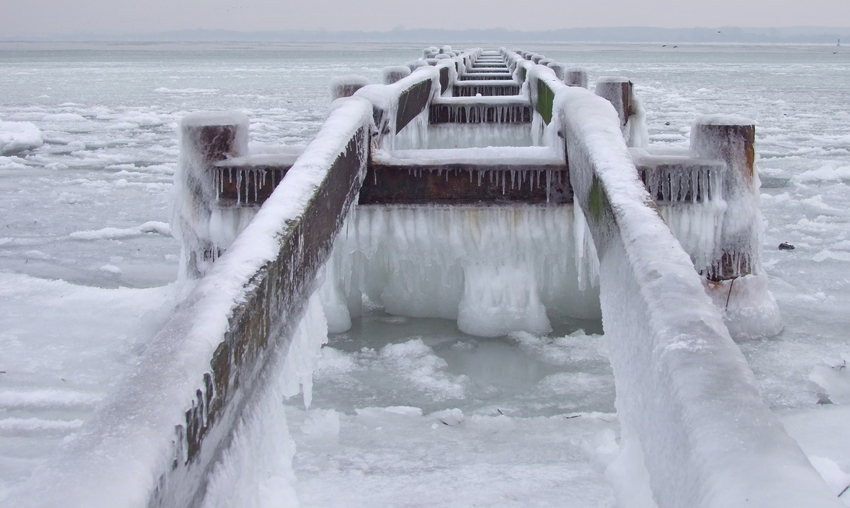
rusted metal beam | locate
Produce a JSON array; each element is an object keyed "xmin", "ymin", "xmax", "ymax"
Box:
[
  {"xmin": 633, "ymin": 156, "xmax": 726, "ymax": 203},
  {"xmin": 360, "ymin": 162, "xmax": 572, "ymax": 205},
  {"xmin": 467, "ymin": 67, "xmax": 510, "ymax": 73},
  {"xmin": 212, "ymin": 163, "xmax": 291, "ymax": 206},
  {"xmin": 460, "ymin": 74, "xmax": 514, "ymax": 81},
  {"xmin": 452, "ymin": 82, "xmax": 521, "ymax": 97},
  {"xmin": 429, "ymin": 100, "xmax": 532, "ymax": 124}
]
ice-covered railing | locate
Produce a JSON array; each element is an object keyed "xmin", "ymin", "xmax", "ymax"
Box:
[
  {"xmin": 523, "ymin": 58, "xmax": 780, "ymax": 334},
  {"xmin": 523, "ymin": 63, "xmax": 840, "ymax": 507},
  {"xmin": 5, "ymin": 97, "xmax": 373, "ymax": 508},
  {"xmin": 352, "ymin": 65, "xmax": 440, "ymax": 150}
]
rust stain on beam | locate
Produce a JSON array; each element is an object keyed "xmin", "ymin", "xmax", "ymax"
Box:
[
  {"xmin": 452, "ymin": 83, "xmax": 521, "ymax": 97},
  {"xmin": 429, "ymin": 102, "xmax": 532, "ymax": 124},
  {"xmin": 212, "ymin": 164, "xmax": 290, "ymax": 206}
]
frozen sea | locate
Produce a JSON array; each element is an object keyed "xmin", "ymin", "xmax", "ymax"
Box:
[{"xmin": 1, "ymin": 42, "xmax": 850, "ymax": 505}]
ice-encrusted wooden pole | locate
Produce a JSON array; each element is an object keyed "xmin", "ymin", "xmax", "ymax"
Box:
[
  {"xmin": 176, "ymin": 112, "xmax": 249, "ymax": 278},
  {"xmin": 691, "ymin": 116, "xmax": 759, "ymax": 281},
  {"xmin": 382, "ymin": 66, "xmax": 411, "ymax": 85},
  {"xmin": 330, "ymin": 75, "xmax": 369, "ymax": 100},
  {"xmin": 595, "ymin": 77, "xmax": 633, "ymax": 127},
  {"xmin": 565, "ymin": 67, "xmax": 588, "ymax": 88}
]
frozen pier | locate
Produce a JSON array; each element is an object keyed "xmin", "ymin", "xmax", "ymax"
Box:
[{"xmin": 7, "ymin": 48, "xmax": 842, "ymax": 508}]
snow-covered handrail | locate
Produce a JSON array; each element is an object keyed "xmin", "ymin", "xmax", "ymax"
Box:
[
  {"xmin": 5, "ymin": 97, "xmax": 373, "ymax": 508},
  {"xmin": 549, "ymin": 79, "xmax": 839, "ymax": 507},
  {"xmin": 354, "ymin": 65, "xmax": 440, "ymax": 148}
]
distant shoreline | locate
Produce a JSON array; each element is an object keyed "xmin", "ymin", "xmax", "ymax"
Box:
[{"xmin": 2, "ymin": 26, "xmax": 848, "ymax": 45}]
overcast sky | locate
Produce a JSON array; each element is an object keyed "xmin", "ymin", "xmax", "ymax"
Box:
[{"xmin": 3, "ymin": 0, "xmax": 850, "ymax": 37}]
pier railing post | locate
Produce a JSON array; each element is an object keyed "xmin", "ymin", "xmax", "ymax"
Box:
[
  {"xmin": 330, "ymin": 76, "xmax": 370, "ymax": 100},
  {"xmin": 565, "ymin": 67, "xmax": 588, "ymax": 88},
  {"xmin": 382, "ymin": 66, "xmax": 411, "ymax": 85},
  {"xmin": 691, "ymin": 116, "xmax": 759, "ymax": 280},
  {"xmin": 176, "ymin": 112, "xmax": 249, "ymax": 278},
  {"xmin": 595, "ymin": 77, "xmax": 633, "ymax": 127},
  {"xmin": 548, "ymin": 63, "xmax": 566, "ymax": 81}
]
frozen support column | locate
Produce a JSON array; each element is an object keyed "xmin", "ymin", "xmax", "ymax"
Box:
[
  {"xmin": 176, "ymin": 112, "xmax": 249, "ymax": 278},
  {"xmin": 330, "ymin": 75, "xmax": 370, "ymax": 101},
  {"xmin": 596, "ymin": 77, "xmax": 647, "ymax": 147},
  {"xmin": 691, "ymin": 116, "xmax": 758, "ymax": 281},
  {"xmin": 691, "ymin": 116, "xmax": 782, "ymax": 338},
  {"xmin": 382, "ymin": 65, "xmax": 411, "ymax": 85},
  {"xmin": 595, "ymin": 77, "xmax": 633, "ymax": 127},
  {"xmin": 548, "ymin": 63, "xmax": 566, "ymax": 81},
  {"xmin": 565, "ymin": 67, "xmax": 588, "ymax": 88}
]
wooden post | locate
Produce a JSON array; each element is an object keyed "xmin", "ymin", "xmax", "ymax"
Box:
[
  {"xmin": 330, "ymin": 76, "xmax": 369, "ymax": 101},
  {"xmin": 565, "ymin": 67, "xmax": 588, "ymax": 88},
  {"xmin": 177, "ymin": 112, "xmax": 249, "ymax": 277},
  {"xmin": 595, "ymin": 77, "xmax": 633, "ymax": 127},
  {"xmin": 382, "ymin": 65, "xmax": 411, "ymax": 85},
  {"xmin": 548, "ymin": 63, "xmax": 566, "ymax": 81},
  {"xmin": 691, "ymin": 116, "xmax": 759, "ymax": 281}
]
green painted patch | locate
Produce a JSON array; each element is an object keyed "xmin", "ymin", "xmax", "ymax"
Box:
[
  {"xmin": 537, "ymin": 79, "xmax": 554, "ymax": 124},
  {"xmin": 589, "ymin": 175, "xmax": 608, "ymax": 221}
]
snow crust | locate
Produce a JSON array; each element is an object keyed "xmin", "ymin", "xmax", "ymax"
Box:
[{"xmin": 0, "ymin": 121, "xmax": 43, "ymax": 155}]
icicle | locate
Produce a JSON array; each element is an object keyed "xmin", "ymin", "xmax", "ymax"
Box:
[{"xmin": 236, "ymin": 168, "xmax": 243, "ymax": 205}]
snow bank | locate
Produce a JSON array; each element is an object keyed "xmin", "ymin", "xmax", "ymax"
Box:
[
  {"xmin": 0, "ymin": 121, "xmax": 43, "ymax": 155},
  {"xmin": 553, "ymin": 82, "xmax": 840, "ymax": 508},
  {"xmin": 4, "ymin": 98, "xmax": 372, "ymax": 508}
]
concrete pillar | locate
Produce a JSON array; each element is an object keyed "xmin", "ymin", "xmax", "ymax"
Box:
[
  {"xmin": 595, "ymin": 77, "xmax": 633, "ymax": 127},
  {"xmin": 565, "ymin": 67, "xmax": 588, "ymax": 88},
  {"xmin": 691, "ymin": 116, "xmax": 759, "ymax": 280}
]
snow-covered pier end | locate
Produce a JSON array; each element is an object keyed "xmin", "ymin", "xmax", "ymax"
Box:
[{"xmin": 7, "ymin": 48, "xmax": 841, "ymax": 508}]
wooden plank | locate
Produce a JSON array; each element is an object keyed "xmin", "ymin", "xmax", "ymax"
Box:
[
  {"xmin": 536, "ymin": 79, "xmax": 555, "ymax": 124},
  {"xmin": 396, "ymin": 80, "xmax": 433, "ymax": 133},
  {"xmin": 439, "ymin": 66, "xmax": 449, "ymax": 94}
]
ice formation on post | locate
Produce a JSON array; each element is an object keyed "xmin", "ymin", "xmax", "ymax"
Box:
[
  {"xmin": 690, "ymin": 114, "xmax": 782, "ymax": 338},
  {"xmin": 172, "ymin": 111, "xmax": 249, "ymax": 278}
]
